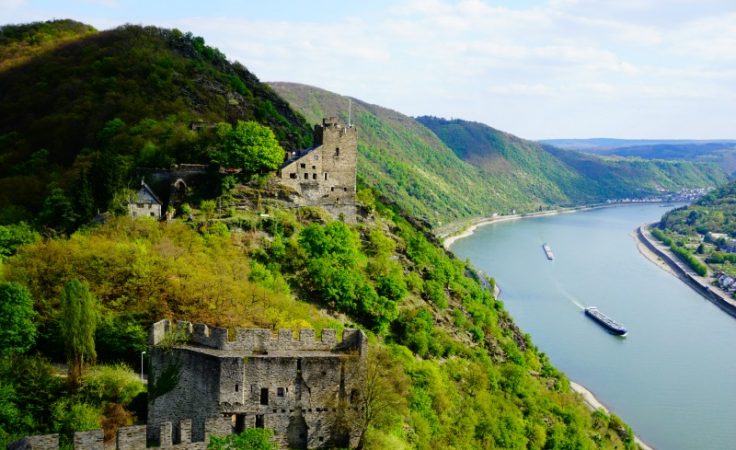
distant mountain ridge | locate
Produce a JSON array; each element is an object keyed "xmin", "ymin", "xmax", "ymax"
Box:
[
  {"xmin": 543, "ymin": 139, "xmax": 736, "ymax": 174},
  {"xmin": 417, "ymin": 116, "xmax": 727, "ymax": 205}
]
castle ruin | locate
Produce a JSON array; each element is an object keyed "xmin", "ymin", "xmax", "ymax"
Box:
[
  {"xmin": 277, "ymin": 118, "xmax": 357, "ymax": 218},
  {"xmin": 147, "ymin": 320, "xmax": 367, "ymax": 449}
]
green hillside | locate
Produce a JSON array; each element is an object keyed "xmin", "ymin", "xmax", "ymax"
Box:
[
  {"xmin": 270, "ymin": 82, "xmax": 540, "ymax": 224},
  {"xmin": 0, "ymin": 20, "xmax": 312, "ymax": 224},
  {"xmin": 0, "ymin": 20, "xmax": 641, "ymax": 450},
  {"xmin": 418, "ymin": 117, "xmax": 728, "ymax": 204}
]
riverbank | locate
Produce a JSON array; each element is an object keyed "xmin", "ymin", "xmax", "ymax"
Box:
[
  {"xmin": 441, "ymin": 205, "xmax": 605, "ymax": 249},
  {"xmin": 569, "ymin": 381, "xmax": 654, "ymax": 450},
  {"xmin": 636, "ymin": 225, "xmax": 736, "ymax": 319}
]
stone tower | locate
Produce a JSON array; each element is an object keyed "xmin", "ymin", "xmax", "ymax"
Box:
[{"xmin": 277, "ymin": 118, "xmax": 357, "ymax": 217}]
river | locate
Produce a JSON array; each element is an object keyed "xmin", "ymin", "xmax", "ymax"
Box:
[{"xmin": 449, "ymin": 204, "xmax": 736, "ymax": 450}]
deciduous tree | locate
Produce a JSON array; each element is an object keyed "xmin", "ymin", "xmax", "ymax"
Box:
[
  {"xmin": 212, "ymin": 121, "xmax": 284, "ymax": 175},
  {"xmin": 0, "ymin": 282, "xmax": 37, "ymax": 356}
]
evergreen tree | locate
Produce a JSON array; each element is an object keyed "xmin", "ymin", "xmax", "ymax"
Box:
[{"xmin": 59, "ymin": 279, "xmax": 98, "ymax": 390}]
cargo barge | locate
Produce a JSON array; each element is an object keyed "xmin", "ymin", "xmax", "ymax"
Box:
[
  {"xmin": 584, "ymin": 307, "xmax": 627, "ymax": 336},
  {"xmin": 542, "ymin": 243, "xmax": 555, "ymax": 260}
]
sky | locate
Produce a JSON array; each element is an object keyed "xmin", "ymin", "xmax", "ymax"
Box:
[{"xmin": 3, "ymin": 0, "xmax": 735, "ymax": 140}]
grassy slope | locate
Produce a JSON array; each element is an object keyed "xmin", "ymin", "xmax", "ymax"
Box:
[
  {"xmin": 419, "ymin": 117, "xmax": 728, "ymax": 203},
  {"xmin": 0, "ymin": 20, "xmax": 312, "ymax": 217}
]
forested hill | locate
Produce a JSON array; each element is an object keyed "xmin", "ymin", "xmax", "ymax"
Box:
[
  {"xmin": 270, "ymin": 82, "xmax": 529, "ymax": 224},
  {"xmin": 660, "ymin": 180, "xmax": 736, "ymax": 236},
  {"xmin": 417, "ymin": 116, "xmax": 728, "ymax": 205},
  {"xmin": 0, "ymin": 20, "xmax": 312, "ymax": 223}
]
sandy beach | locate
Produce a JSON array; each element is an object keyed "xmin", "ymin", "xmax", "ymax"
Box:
[
  {"xmin": 632, "ymin": 231, "xmax": 679, "ymax": 278},
  {"xmin": 569, "ymin": 381, "xmax": 655, "ymax": 450}
]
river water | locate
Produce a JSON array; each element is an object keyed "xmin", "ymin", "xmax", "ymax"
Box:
[{"xmin": 450, "ymin": 204, "xmax": 736, "ymax": 450}]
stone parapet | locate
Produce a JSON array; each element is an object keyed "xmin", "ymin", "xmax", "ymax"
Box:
[
  {"xmin": 7, "ymin": 418, "xmax": 229, "ymax": 450},
  {"xmin": 149, "ymin": 320, "xmax": 365, "ymax": 355}
]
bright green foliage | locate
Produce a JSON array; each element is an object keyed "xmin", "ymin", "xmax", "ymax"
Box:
[
  {"xmin": 81, "ymin": 364, "xmax": 145, "ymax": 406},
  {"xmin": 51, "ymin": 399, "xmax": 101, "ymax": 444},
  {"xmin": 671, "ymin": 245, "xmax": 708, "ymax": 276},
  {"xmin": 212, "ymin": 121, "xmax": 285, "ymax": 175},
  {"xmin": 60, "ymin": 279, "xmax": 99, "ymax": 388},
  {"xmin": 0, "ymin": 282, "xmax": 37, "ymax": 355},
  {"xmin": 0, "ymin": 222, "xmax": 39, "ymax": 260},
  {"xmin": 208, "ymin": 428, "xmax": 276, "ymax": 450}
]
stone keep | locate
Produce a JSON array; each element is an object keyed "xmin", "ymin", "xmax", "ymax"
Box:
[
  {"xmin": 147, "ymin": 320, "xmax": 367, "ymax": 449},
  {"xmin": 277, "ymin": 117, "xmax": 357, "ymax": 214}
]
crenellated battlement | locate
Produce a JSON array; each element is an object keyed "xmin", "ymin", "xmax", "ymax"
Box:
[
  {"xmin": 7, "ymin": 417, "xmax": 232, "ymax": 450},
  {"xmin": 149, "ymin": 320, "xmax": 365, "ymax": 355}
]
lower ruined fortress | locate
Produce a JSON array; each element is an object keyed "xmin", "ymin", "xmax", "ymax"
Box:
[{"xmin": 9, "ymin": 321, "xmax": 367, "ymax": 450}]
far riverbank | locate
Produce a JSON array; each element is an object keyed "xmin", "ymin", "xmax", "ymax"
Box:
[
  {"xmin": 635, "ymin": 225, "xmax": 736, "ymax": 319},
  {"xmin": 441, "ymin": 204, "xmax": 607, "ymax": 249}
]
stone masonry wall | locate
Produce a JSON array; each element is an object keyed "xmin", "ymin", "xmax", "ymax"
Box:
[
  {"xmin": 7, "ymin": 418, "xmax": 231, "ymax": 450},
  {"xmin": 149, "ymin": 320, "xmax": 363, "ymax": 354},
  {"xmin": 277, "ymin": 117, "xmax": 357, "ymax": 214},
  {"xmin": 148, "ymin": 321, "xmax": 367, "ymax": 449}
]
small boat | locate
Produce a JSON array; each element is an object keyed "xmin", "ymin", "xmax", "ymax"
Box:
[
  {"xmin": 542, "ymin": 243, "xmax": 555, "ymax": 260},
  {"xmin": 584, "ymin": 307, "xmax": 627, "ymax": 336}
]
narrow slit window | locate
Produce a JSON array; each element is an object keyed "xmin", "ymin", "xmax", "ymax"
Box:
[{"xmin": 324, "ymin": 173, "xmax": 328, "ymax": 180}]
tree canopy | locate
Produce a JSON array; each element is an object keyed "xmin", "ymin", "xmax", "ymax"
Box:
[
  {"xmin": 212, "ymin": 121, "xmax": 285, "ymax": 175},
  {"xmin": 0, "ymin": 282, "xmax": 37, "ymax": 355}
]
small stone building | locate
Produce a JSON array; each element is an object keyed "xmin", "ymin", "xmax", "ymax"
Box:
[
  {"xmin": 128, "ymin": 180, "xmax": 162, "ymax": 219},
  {"xmin": 147, "ymin": 320, "xmax": 367, "ymax": 449},
  {"xmin": 277, "ymin": 117, "xmax": 357, "ymax": 217}
]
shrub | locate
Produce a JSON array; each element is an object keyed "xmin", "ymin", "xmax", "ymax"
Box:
[{"xmin": 81, "ymin": 364, "xmax": 145, "ymax": 405}]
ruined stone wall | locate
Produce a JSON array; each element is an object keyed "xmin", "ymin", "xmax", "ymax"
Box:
[{"xmin": 7, "ymin": 418, "xmax": 231, "ymax": 450}]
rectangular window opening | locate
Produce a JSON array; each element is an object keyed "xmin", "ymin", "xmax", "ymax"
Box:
[
  {"xmin": 324, "ymin": 173, "xmax": 328, "ymax": 180},
  {"xmin": 260, "ymin": 388, "xmax": 269, "ymax": 405},
  {"xmin": 277, "ymin": 387, "xmax": 285, "ymax": 397},
  {"xmin": 289, "ymin": 173, "xmax": 297, "ymax": 179},
  {"xmin": 255, "ymin": 415, "xmax": 264, "ymax": 429},
  {"xmin": 312, "ymin": 173, "xmax": 317, "ymax": 180}
]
